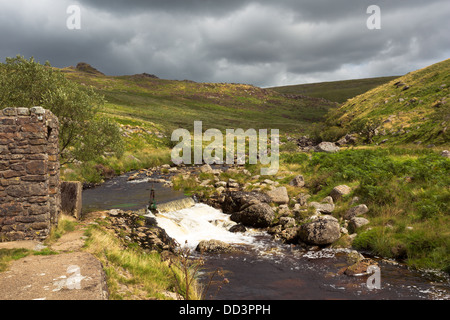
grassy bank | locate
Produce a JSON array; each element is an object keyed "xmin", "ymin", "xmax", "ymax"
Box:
[
  {"xmin": 269, "ymin": 76, "xmax": 399, "ymax": 103},
  {"xmin": 281, "ymin": 147, "xmax": 449, "ymax": 272}
]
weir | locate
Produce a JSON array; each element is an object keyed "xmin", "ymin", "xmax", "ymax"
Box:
[{"xmin": 156, "ymin": 197, "xmax": 196, "ymax": 213}]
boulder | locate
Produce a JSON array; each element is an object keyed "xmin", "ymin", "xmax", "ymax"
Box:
[
  {"xmin": 297, "ymin": 193, "xmax": 311, "ymax": 206},
  {"xmin": 229, "ymin": 224, "xmax": 247, "ymax": 233},
  {"xmin": 315, "ymin": 142, "xmax": 340, "ymax": 153},
  {"xmin": 266, "ymin": 187, "xmax": 289, "ymax": 204},
  {"xmin": 298, "ymin": 217, "xmax": 341, "ymax": 246},
  {"xmin": 344, "ymin": 204, "xmax": 369, "ymax": 220},
  {"xmin": 199, "ymin": 164, "xmax": 213, "ymax": 173},
  {"xmin": 222, "ymin": 191, "xmax": 271, "ymax": 214},
  {"xmin": 279, "ymin": 217, "xmax": 296, "ymax": 228},
  {"xmin": 196, "ymin": 240, "xmax": 232, "ymax": 254},
  {"xmin": 344, "ymin": 258, "xmax": 378, "ymax": 276},
  {"xmin": 329, "ymin": 185, "xmax": 351, "ymax": 201},
  {"xmin": 296, "ymin": 136, "xmax": 315, "ymax": 148},
  {"xmin": 278, "ymin": 227, "xmax": 301, "ymax": 244},
  {"xmin": 289, "ymin": 175, "xmax": 305, "ymax": 187},
  {"xmin": 348, "ymin": 217, "xmax": 370, "ymax": 233},
  {"xmin": 336, "ymin": 134, "xmax": 358, "ymax": 146},
  {"xmin": 309, "ymin": 199, "xmax": 335, "ymax": 215},
  {"xmin": 231, "ymin": 202, "xmax": 275, "ymax": 228},
  {"xmin": 215, "ymin": 181, "xmax": 227, "ymax": 188}
]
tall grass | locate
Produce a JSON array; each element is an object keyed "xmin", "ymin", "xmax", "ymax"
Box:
[{"xmin": 83, "ymin": 225, "xmax": 202, "ymax": 300}]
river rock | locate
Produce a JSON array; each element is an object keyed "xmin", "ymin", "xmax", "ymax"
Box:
[
  {"xmin": 336, "ymin": 134, "xmax": 358, "ymax": 146},
  {"xmin": 344, "ymin": 258, "xmax": 378, "ymax": 276},
  {"xmin": 309, "ymin": 200, "xmax": 335, "ymax": 215},
  {"xmin": 196, "ymin": 240, "xmax": 232, "ymax": 254},
  {"xmin": 315, "ymin": 142, "xmax": 340, "ymax": 153},
  {"xmin": 215, "ymin": 181, "xmax": 227, "ymax": 188},
  {"xmin": 289, "ymin": 175, "xmax": 305, "ymax": 187},
  {"xmin": 222, "ymin": 191, "xmax": 271, "ymax": 214},
  {"xmin": 297, "ymin": 193, "xmax": 311, "ymax": 206},
  {"xmin": 279, "ymin": 217, "xmax": 296, "ymax": 228},
  {"xmin": 231, "ymin": 202, "xmax": 275, "ymax": 228},
  {"xmin": 229, "ymin": 224, "xmax": 247, "ymax": 233},
  {"xmin": 329, "ymin": 185, "xmax": 351, "ymax": 201},
  {"xmin": 227, "ymin": 181, "xmax": 240, "ymax": 189},
  {"xmin": 442, "ymin": 150, "xmax": 450, "ymax": 158},
  {"xmin": 348, "ymin": 217, "xmax": 370, "ymax": 234},
  {"xmin": 277, "ymin": 205, "xmax": 291, "ymax": 217},
  {"xmin": 298, "ymin": 217, "xmax": 341, "ymax": 246},
  {"xmin": 199, "ymin": 164, "xmax": 213, "ymax": 173},
  {"xmin": 344, "ymin": 204, "xmax": 369, "ymax": 220},
  {"xmin": 278, "ymin": 227, "xmax": 301, "ymax": 244},
  {"xmin": 266, "ymin": 187, "xmax": 289, "ymax": 204}
]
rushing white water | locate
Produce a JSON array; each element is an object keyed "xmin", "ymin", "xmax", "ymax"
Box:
[{"xmin": 148, "ymin": 203, "xmax": 258, "ymax": 249}]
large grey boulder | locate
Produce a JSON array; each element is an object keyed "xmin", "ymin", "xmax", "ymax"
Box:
[
  {"xmin": 309, "ymin": 197, "xmax": 335, "ymax": 214},
  {"xmin": 199, "ymin": 164, "xmax": 213, "ymax": 173},
  {"xmin": 222, "ymin": 191, "xmax": 271, "ymax": 214},
  {"xmin": 299, "ymin": 217, "xmax": 341, "ymax": 246},
  {"xmin": 266, "ymin": 187, "xmax": 289, "ymax": 204},
  {"xmin": 329, "ymin": 185, "xmax": 351, "ymax": 202},
  {"xmin": 315, "ymin": 142, "xmax": 340, "ymax": 153},
  {"xmin": 196, "ymin": 240, "xmax": 232, "ymax": 254},
  {"xmin": 289, "ymin": 175, "xmax": 305, "ymax": 187},
  {"xmin": 348, "ymin": 217, "xmax": 370, "ymax": 234},
  {"xmin": 231, "ymin": 202, "xmax": 275, "ymax": 228},
  {"xmin": 344, "ymin": 204, "xmax": 369, "ymax": 220}
]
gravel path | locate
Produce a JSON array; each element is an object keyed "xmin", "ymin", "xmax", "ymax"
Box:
[{"xmin": 0, "ymin": 215, "xmax": 109, "ymax": 300}]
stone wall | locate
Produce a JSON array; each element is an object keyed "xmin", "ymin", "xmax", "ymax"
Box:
[{"xmin": 0, "ymin": 107, "xmax": 60, "ymax": 241}]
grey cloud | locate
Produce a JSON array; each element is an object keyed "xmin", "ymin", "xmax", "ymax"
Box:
[{"xmin": 0, "ymin": 0, "xmax": 448, "ymax": 87}]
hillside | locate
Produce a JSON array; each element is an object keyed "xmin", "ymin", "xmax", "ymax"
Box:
[
  {"xmin": 325, "ymin": 59, "xmax": 450, "ymax": 146},
  {"xmin": 61, "ymin": 64, "xmax": 338, "ymax": 135},
  {"xmin": 269, "ymin": 76, "xmax": 399, "ymax": 104}
]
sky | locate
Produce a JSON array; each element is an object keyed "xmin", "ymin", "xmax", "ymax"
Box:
[{"xmin": 0, "ymin": 0, "xmax": 449, "ymax": 87}]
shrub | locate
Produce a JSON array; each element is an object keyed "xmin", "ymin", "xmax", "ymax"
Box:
[{"xmin": 0, "ymin": 55, "xmax": 124, "ymax": 164}]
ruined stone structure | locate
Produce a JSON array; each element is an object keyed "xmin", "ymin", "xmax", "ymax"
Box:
[{"xmin": 0, "ymin": 107, "xmax": 60, "ymax": 241}]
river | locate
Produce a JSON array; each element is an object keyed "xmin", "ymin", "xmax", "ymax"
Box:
[{"xmin": 82, "ymin": 171, "xmax": 450, "ymax": 300}]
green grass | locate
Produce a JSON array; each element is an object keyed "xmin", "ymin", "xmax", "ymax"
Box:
[
  {"xmin": 280, "ymin": 147, "xmax": 450, "ymax": 272},
  {"xmin": 83, "ymin": 223, "xmax": 202, "ymax": 300},
  {"xmin": 325, "ymin": 59, "xmax": 450, "ymax": 146},
  {"xmin": 269, "ymin": 76, "xmax": 399, "ymax": 103},
  {"xmin": 0, "ymin": 249, "xmax": 30, "ymax": 272},
  {"xmin": 62, "ymin": 65, "xmax": 337, "ymax": 135}
]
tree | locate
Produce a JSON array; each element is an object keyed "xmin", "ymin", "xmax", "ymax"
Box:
[{"xmin": 0, "ymin": 55, "xmax": 123, "ymax": 163}]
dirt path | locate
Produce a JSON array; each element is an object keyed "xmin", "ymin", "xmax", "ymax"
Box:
[{"xmin": 0, "ymin": 215, "xmax": 109, "ymax": 300}]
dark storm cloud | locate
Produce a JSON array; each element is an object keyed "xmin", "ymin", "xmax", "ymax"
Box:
[{"xmin": 0, "ymin": 0, "xmax": 449, "ymax": 87}]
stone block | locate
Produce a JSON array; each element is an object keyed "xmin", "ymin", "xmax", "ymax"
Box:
[
  {"xmin": 60, "ymin": 181, "xmax": 82, "ymax": 220},
  {"xmin": 26, "ymin": 160, "xmax": 47, "ymax": 175},
  {"xmin": 30, "ymin": 106, "xmax": 46, "ymax": 115}
]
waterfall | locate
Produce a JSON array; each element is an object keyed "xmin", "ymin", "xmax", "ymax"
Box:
[{"xmin": 146, "ymin": 203, "xmax": 257, "ymax": 249}]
